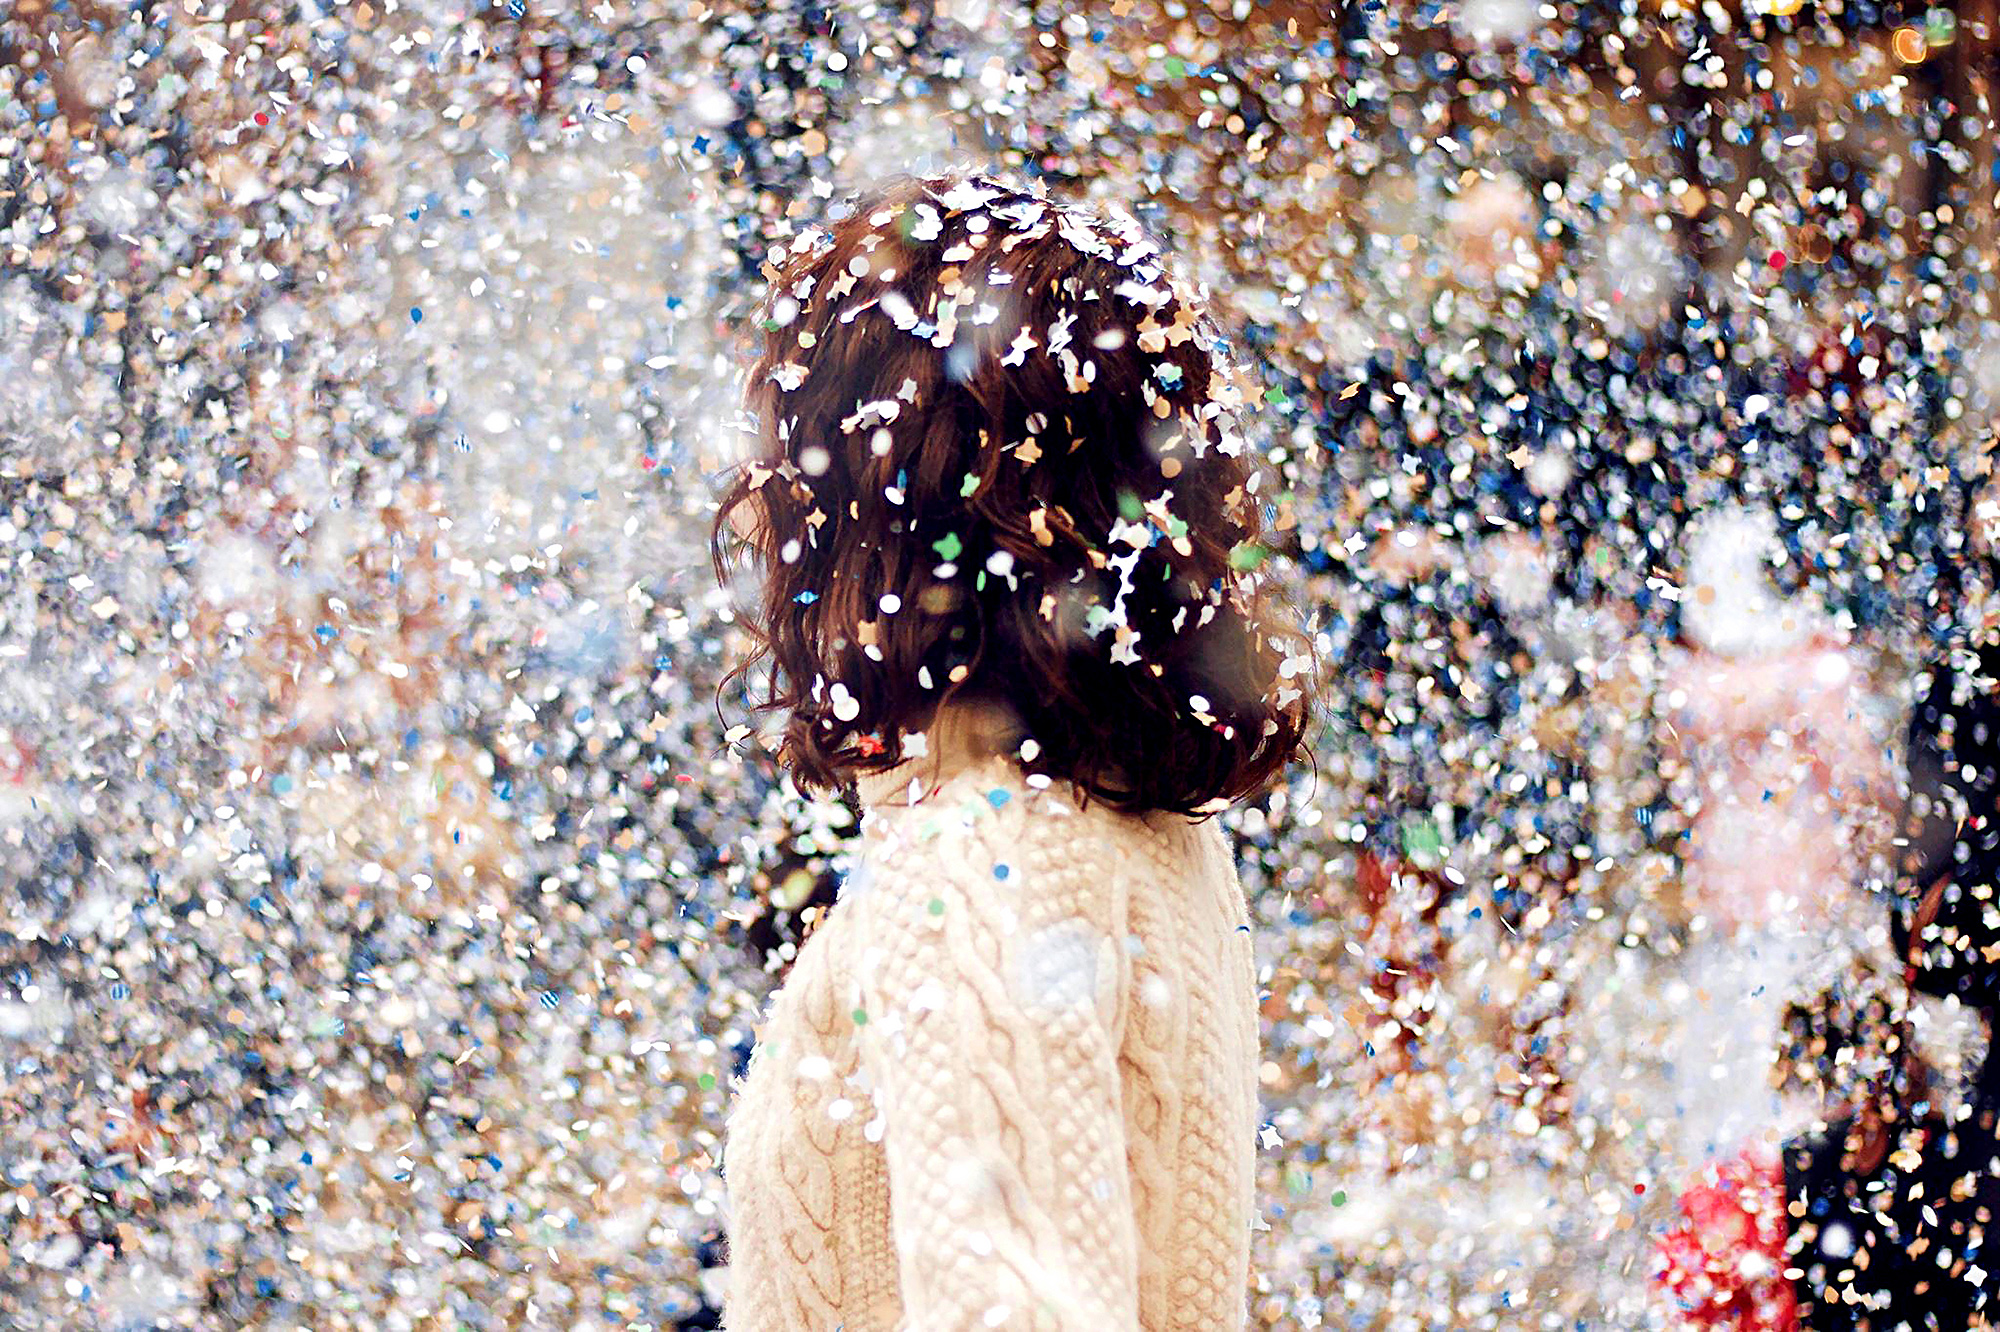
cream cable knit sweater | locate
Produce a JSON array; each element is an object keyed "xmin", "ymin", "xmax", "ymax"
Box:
[{"xmin": 720, "ymin": 698, "xmax": 1260, "ymax": 1331}]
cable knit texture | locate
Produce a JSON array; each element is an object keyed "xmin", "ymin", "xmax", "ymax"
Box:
[{"xmin": 721, "ymin": 698, "xmax": 1259, "ymax": 1331}]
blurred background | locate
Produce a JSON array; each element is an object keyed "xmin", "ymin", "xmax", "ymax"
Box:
[{"xmin": 3, "ymin": 0, "xmax": 1998, "ymax": 1327}]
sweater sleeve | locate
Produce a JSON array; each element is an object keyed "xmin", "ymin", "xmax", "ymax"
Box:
[{"xmin": 850, "ymin": 804, "xmax": 1141, "ymax": 1332}]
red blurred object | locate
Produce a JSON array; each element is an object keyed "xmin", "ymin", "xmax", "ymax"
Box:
[
  {"xmin": 0, "ymin": 735, "xmax": 35, "ymax": 786},
  {"xmin": 1654, "ymin": 1148, "xmax": 1797, "ymax": 1331}
]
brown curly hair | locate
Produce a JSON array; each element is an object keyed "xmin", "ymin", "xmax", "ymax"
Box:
[{"xmin": 711, "ymin": 171, "xmax": 1313, "ymax": 816}]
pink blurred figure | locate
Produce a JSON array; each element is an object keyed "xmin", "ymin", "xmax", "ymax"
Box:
[{"xmin": 1663, "ymin": 507, "xmax": 1891, "ymax": 934}]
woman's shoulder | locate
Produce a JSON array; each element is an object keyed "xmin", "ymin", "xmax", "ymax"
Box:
[
  {"xmin": 863, "ymin": 753, "xmax": 1204, "ymax": 863},
  {"xmin": 846, "ymin": 753, "xmax": 1226, "ymax": 925},
  {"xmin": 838, "ymin": 759, "xmax": 1243, "ymax": 1031}
]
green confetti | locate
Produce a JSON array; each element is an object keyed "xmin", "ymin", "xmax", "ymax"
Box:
[
  {"xmin": 1401, "ymin": 817, "xmax": 1444, "ymax": 863},
  {"xmin": 1330, "ymin": 1189, "xmax": 1348, "ymax": 1207},
  {"xmin": 1264, "ymin": 386, "xmax": 1289, "ymax": 407},
  {"xmin": 851, "ymin": 1007, "xmax": 869, "ymax": 1026},
  {"xmin": 933, "ymin": 531, "xmax": 963, "ymax": 561},
  {"xmin": 1163, "ymin": 55, "xmax": 1187, "ymax": 78},
  {"xmin": 927, "ymin": 898, "xmax": 945, "ymax": 916},
  {"xmin": 698, "ymin": 1072, "xmax": 716, "ymax": 1090},
  {"xmin": 1228, "ymin": 542, "xmax": 1268, "ymax": 571},
  {"xmin": 960, "ymin": 472, "xmax": 980, "ymax": 497},
  {"xmin": 1118, "ymin": 489, "xmax": 1144, "ymax": 520}
]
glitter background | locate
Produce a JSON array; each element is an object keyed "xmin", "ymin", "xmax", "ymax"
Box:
[{"xmin": 3, "ymin": 1, "xmax": 1997, "ymax": 1328}]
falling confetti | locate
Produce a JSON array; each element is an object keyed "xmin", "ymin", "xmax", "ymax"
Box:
[{"xmin": 1, "ymin": 1, "xmax": 1997, "ymax": 1329}]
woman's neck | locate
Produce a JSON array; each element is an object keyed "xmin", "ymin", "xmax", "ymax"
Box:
[{"xmin": 852, "ymin": 693, "xmax": 1027, "ymax": 808}]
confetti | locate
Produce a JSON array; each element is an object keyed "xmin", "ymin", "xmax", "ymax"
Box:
[{"xmin": 2, "ymin": 2, "xmax": 1990, "ymax": 1329}]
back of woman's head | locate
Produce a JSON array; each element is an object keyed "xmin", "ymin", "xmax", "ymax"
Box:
[{"xmin": 712, "ymin": 171, "xmax": 1312, "ymax": 815}]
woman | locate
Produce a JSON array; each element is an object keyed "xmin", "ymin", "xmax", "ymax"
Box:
[
  {"xmin": 1665, "ymin": 503, "xmax": 1891, "ymax": 935},
  {"xmin": 710, "ymin": 172, "xmax": 1311, "ymax": 1332},
  {"xmin": 1655, "ymin": 635, "xmax": 2000, "ymax": 1328},
  {"xmin": 1780, "ymin": 634, "xmax": 2000, "ymax": 1328},
  {"xmin": 1646, "ymin": 505, "xmax": 1892, "ymax": 1181}
]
